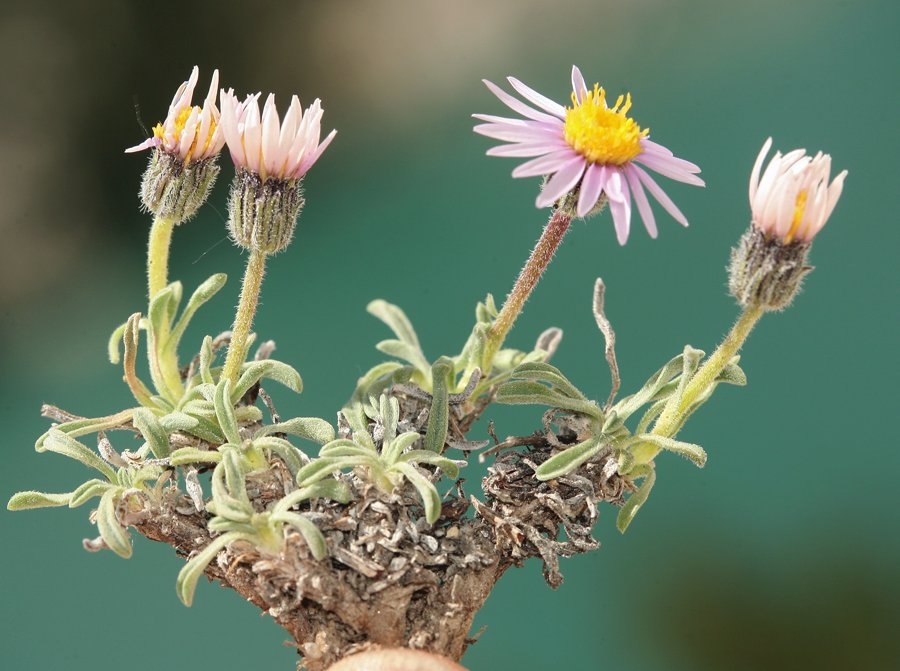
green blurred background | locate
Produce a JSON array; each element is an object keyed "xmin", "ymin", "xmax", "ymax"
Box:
[{"xmin": 2, "ymin": 1, "xmax": 898, "ymax": 669}]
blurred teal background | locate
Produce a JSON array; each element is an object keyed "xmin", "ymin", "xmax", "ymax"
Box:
[{"xmin": 2, "ymin": 1, "xmax": 898, "ymax": 669}]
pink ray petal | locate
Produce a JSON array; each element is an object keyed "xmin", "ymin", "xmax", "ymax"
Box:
[
  {"xmin": 576, "ymin": 163, "xmax": 606, "ymax": 217},
  {"xmin": 536, "ymin": 156, "xmax": 587, "ymax": 207},
  {"xmin": 486, "ymin": 141, "xmax": 569, "ymax": 158},
  {"xmin": 512, "ymin": 149, "xmax": 579, "ymax": 178},
  {"xmin": 507, "ymin": 77, "xmax": 567, "ymax": 118},
  {"xmin": 571, "ymin": 65, "xmax": 588, "ymax": 104},
  {"xmin": 634, "ymin": 151, "xmax": 705, "ymax": 186},
  {"xmin": 623, "ymin": 166, "xmax": 658, "ymax": 238},
  {"xmin": 482, "ymin": 79, "xmax": 562, "ymax": 123},
  {"xmin": 632, "ymin": 165, "xmax": 689, "ymax": 227},
  {"xmin": 609, "ymin": 172, "xmax": 633, "ymax": 245}
]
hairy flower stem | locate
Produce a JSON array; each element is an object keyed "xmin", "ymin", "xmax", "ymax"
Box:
[
  {"xmin": 147, "ymin": 216, "xmax": 176, "ymax": 299},
  {"xmin": 222, "ymin": 249, "xmax": 268, "ymax": 384},
  {"xmin": 482, "ymin": 209, "xmax": 572, "ymax": 372},
  {"xmin": 632, "ymin": 303, "xmax": 765, "ymax": 464}
]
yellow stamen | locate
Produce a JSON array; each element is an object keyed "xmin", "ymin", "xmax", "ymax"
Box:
[
  {"xmin": 152, "ymin": 106, "xmax": 218, "ymax": 164},
  {"xmin": 785, "ymin": 189, "xmax": 808, "ymax": 243},
  {"xmin": 563, "ymin": 84, "xmax": 648, "ymax": 166}
]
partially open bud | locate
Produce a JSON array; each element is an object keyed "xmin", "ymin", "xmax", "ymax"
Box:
[
  {"xmin": 729, "ymin": 138, "xmax": 847, "ymax": 311},
  {"xmin": 220, "ymin": 89, "xmax": 336, "ymax": 254},
  {"xmin": 126, "ymin": 66, "xmax": 225, "ymax": 222}
]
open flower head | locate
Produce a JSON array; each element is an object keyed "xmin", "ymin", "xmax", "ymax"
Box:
[
  {"xmin": 219, "ymin": 90, "xmax": 337, "ymax": 183},
  {"xmin": 220, "ymin": 90, "xmax": 337, "ymax": 254},
  {"xmin": 126, "ymin": 66, "xmax": 225, "ymax": 163},
  {"xmin": 749, "ymin": 137, "xmax": 847, "ymax": 244},
  {"xmin": 474, "ymin": 66, "xmax": 704, "ymax": 244}
]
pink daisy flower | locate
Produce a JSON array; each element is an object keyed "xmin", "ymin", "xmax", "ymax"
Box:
[
  {"xmin": 749, "ymin": 137, "xmax": 847, "ymax": 244},
  {"xmin": 126, "ymin": 66, "xmax": 225, "ymax": 163},
  {"xmin": 219, "ymin": 89, "xmax": 337, "ymax": 183},
  {"xmin": 474, "ymin": 65, "xmax": 704, "ymax": 244}
]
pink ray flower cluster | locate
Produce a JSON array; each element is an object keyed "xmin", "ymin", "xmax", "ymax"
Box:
[
  {"xmin": 219, "ymin": 90, "xmax": 337, "ymax": 183},
  {"xmin": 474, "ymin": 65, "xmax": 704, "ymax": 244},
  {"xmin": 749, "ymin": 137, "xmax": 847, "ymax": 244},
  {"xmin": 126, "ymin": 66, "xmax": 225, "ymax": 164}
]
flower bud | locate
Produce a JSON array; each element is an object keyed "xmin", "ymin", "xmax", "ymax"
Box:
[
  {"xmin": 219, "ymin": 89, "xmax": 336, "ymax": 255},
  {"xmin": 126, "ymin": 66, "xmax": 225, "ymax": 223},
  {"xmin": 729, "ymin": 138, "xmax": 847, "ymax": 311}
]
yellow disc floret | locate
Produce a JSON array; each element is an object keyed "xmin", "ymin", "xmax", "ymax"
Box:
[
  {"xmin": 785, "ymin": 189, "xmax": 808, "ymax": 243},
  {"xmin": 563, "ymin": 84, "xmax": 648, "ymax": 166},
  {"xmin": 152, "ymin": 106, "xmax": 219, "ymax": 164}
]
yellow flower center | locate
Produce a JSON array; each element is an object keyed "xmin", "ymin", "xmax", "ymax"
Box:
[
  {"xmin": 152, "ymin": 106, "xmax": 218, "ymax": 163},
  {"xmin": 785, "ymin": 189, "xmax": 808, "ymax": 243},
  {"xmin": 563, "ymin": 85, "xmax": 648, "ymax": 166}
]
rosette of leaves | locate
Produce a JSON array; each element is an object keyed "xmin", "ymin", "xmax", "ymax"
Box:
[
  {"xmin": 297, "ymin": 394, "xmax": 462, "ymax": 524},
  {"xmin": 167, "ymin": 378, "xmax": 335, "ymax": 477},
  {"xmin": 7, "ymin": 429, "xmax": 164, "ymax": 558},
  {"xmin": 36, "ymin": 274, "xmax": 303, "ymax": 450},
  {"xmin": 495, "ymin": 280, "xmax": 747, "ymax": 531},
  {"xmin": 347, "ymin": 298, "xmax": 561, "ymax": 415},
  {"xmin": 176, "ymin": 448, "xmax": 350, "ymax": 606}
]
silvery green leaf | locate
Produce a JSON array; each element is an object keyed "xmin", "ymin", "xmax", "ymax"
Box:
[
  {"xmin": 233, "ymin": 405, "xmax": 263, "ymax": 425},
  {"xmin": 169, "ymin": 447, "xmax": 222, "ymax": 466},
  {"xmin": 214, "ymin": 380, "xmax": 241, "ymax": 446},
  {"xmin": 375, "ymin": 340, "xmax": 431, "ymax": 377},
  {"xmin": 34, "ymin": 409, "xmax": 135, "ymax": 452},
  {"xmin": 198, "ymin": 336, "xmax": 216, "ymax": 385},
  {"xmin": 207, "ymin": 517, "xmax": 256, "ymax": 535},
  {"xmin": 380, "ymin": 394, "xmax": 400, "ymax": 439},
  {"xmin": 7, "ymin": 491, "xmax": 72, "ymax": 510},
  {"xmin": 318, "ymin": 443, "xmax": 375, "ymax": 459},
  {"xmin": 635, "ymin": 399, "xmax": 668, "ymax": 435},
  {"xmin": 424, "ymin": 358, "xmax": 452, "ymax": 453},
  {"xmin": 69, "ymin": 479, "xmax": 115, "ymax": 507},
  {"xmin": 43, "ymin": 430, "xmax": 117, "ymax": 482},
  {"xmin": 159, "ymin": 411, "xmax": 200, "ymax": 433},
  {"xmin": 616, "ymin": 464, "xmax": 656, "ymax": 533},
  {"xmin": 717, "ymin": 358, "xmax": 747, "ymax": 386},
  {"xmin": 166, "ymin": 274, "xmax": 227, "ymax": 355},
  {"xmin": 390, "ymin": 461, "xmax": 442, "ymax": 524},
  {"xmin": 475, "ymin": 294, "xmax": 498, "ymax": 323},
  {"xmin": 253, "ymin": 437, "xmax": 306, "ymax": 475},
  {"xmin": 352, "ymin": 429, "xmax": 377, "ymax": 452},
  {"xmin": 496, "ymin": 381, "xmax": 601, "ymax": 418},
  {"xmin": 383, "ymin": 432, "xmax": 423, "ymax": 465},
  {"xmin": 367, "ymin": 299, "xmax": 422, "ymax": 350},
  {"xmin": 96, "ymin": 489, "xmax": 132, "ymax": 558},
  {"xmin": 394, "ymin": 450, "xmax": 461, "ymax": 479},
  {"xmin": 221, "ymin": 449, "xmax": 249, "ymax": 503},
  {"xmin": 231, "ymin": 360, "xmax": 303, "ymax": 402},
  {"xmin": 276, "ymin": 512, "xmax": 328, "ymax": 560},
  {"xmin": 176, "ymin": 532, "xmax": 243, "ymax": 606},
  {"xmin": 108, "ymin": 320, "xmax": 127, "ymax": 365},
  {"xmin": 612, "ymin": 350, "xmax": 702, "ymax": 422},
  {"xmin": 624, "ymin": 434, "xmax": 707, "ymax": 468},
  {"xmin": 132, "ymin": 408, "xmax": 171, "ymax": 459},
  {"xmin": 505, "ymin": 362, "xmax": 588, "ymax": 401},
  {"xmin": 296, "ymin": 457, "xmax": 364, "ymax": 486},
  {"xmin": 275, "ymin": 479, "xmax": 352, "ymax": 514},
  {"xmin": 255, "ymin": 417, "xmax": 335, "ymax": 444},
  {"xmin": 534, "ymin": 436, "xmax": 605, "ymax": 481},
  {"xmin": 319, "ymin": 438, "xmax": 365, "ymax": 455},
  {"xmin": 352, "ymin": 361, "xmax": 405, "ymax": 396},
  {"xmin": 122, "ymin": 313, "xmax": 155, "ymax": 407}
]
